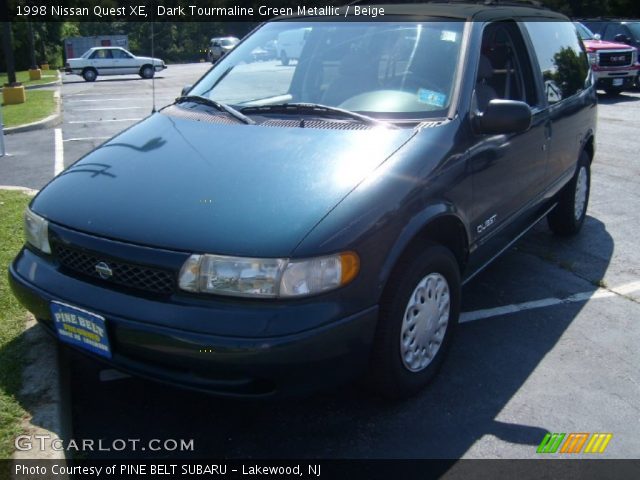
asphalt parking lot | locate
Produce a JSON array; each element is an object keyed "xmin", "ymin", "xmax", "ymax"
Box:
[{"xmin": 4, "ymin": 64, "xmax": 640, "ymax": 460}]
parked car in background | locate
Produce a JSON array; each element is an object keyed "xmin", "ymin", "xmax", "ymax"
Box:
[
  {"xmin": 575, "ymin": 22, "xmax": 639, "ymax": 95},
  {"xmin": 64, "ymin": 47, "xmax": 166, "ymax": 82},
  {"xmin": 276, "ymin": 27, "xmax": 311, "ymax": 65},
  {"xmin": 209, "ymin": 36, "xmax": 239, "ymax": 63},
  {"xmin": 12, "ymin": 4, "xmax": 597, "ymax": 400}
]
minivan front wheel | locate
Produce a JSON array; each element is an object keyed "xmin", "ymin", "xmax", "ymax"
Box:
[
  {"xmin": 547, "ymin": 150, "xmax": 591, "ymax": 236},
  {"xmin": 368, "ymin": 243, "xmax": 460, "ymax": 399}
]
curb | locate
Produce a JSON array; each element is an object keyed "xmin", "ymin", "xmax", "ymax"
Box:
[
  {"xmin": 0, "ymin": 185, "xmax": 38, "ymax": 195},
  {"xmin": 25, "ymin": 78, "xmax": 62, "ymax": 90},
  {"xmin": 4, "ymin": 90, "xmax": 62, "ymax": 134}
]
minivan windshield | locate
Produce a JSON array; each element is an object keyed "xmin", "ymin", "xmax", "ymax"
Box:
[{"xmin": 190, "ymin": 20, "xmax": 466, "ymax": 120}]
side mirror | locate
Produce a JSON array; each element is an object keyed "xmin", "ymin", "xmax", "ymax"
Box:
[
  {"xmin": 614, "ymin": 34, "xmax": 631, "ymax": 44},
  {"xmin": 593, "ymin": 33, "xmax": 601, "ymax": 41},
  {"xmin": 181, "ymin": 84, "xmax": 192, "ymax": 96},
  {"xmin": 475, "ymin": 99, "xmax": 532, "ymax": 135}
]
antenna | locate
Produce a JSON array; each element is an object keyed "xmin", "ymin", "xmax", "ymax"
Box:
[{"xmin": 151, "ymin": 20, "xmax": 156, "ymax": 113}]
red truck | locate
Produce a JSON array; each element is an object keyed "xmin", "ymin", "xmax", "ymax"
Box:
[{"xmin": 576, "ymin": 22, "xmax": 639, "ymax": 95}]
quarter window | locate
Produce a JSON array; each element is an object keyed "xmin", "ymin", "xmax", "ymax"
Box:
[{"xmin": 525, "ymin": 22, "xmax": 589, "ymax": 104}]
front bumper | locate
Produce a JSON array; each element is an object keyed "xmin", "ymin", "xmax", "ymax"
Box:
[
  {"xmin": 9, "ymin": 248, "xmax": 378, "ymax": 398},
  {"xmin": 593, "ymin": 65, "xmax": 640, "ymax": 90}
]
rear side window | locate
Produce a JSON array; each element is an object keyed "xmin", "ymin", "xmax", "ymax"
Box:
[{"xmin": 524, "ymin": 22, "xmax": 589, "ymax": 104}]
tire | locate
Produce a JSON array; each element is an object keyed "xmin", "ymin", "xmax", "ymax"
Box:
[
  {"xmin": 367, "ymin": 243, "xmax": 461, "ymax": 399},
  {"xmin": 605, "ymin": 87, "xmax": 622, "ymax": 96},
  {"xmin": 82, "ymin": 69, "xmax": 97, "ymax": 82},
  {"xmin": 280, "ymin": 51, "xmax": 290, "ymax": 66},
  {"xmin": 140, "ymin": 65, "xmax": 154, "ymax": 79},
  {"xmin": 547, "ymin": 150, "xmax": 591, "ymax": 236}
]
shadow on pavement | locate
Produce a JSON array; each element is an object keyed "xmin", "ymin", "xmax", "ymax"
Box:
[{"xmin": 597, "ymin": 92, "xmax": 640, "ymax": 105}]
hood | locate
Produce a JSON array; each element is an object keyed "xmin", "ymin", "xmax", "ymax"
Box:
[
  {"xmin": 583, "ymin": 39, "xmax": 635, "ymax": 51},
  {"xmin": 33, "ymin": 112, "xmax": 415, "ymax": 257}
]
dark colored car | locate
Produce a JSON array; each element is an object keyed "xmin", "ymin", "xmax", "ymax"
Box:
[{"xmin": 10, "ymin": 3, "xmax": 597, "ymax": 399}]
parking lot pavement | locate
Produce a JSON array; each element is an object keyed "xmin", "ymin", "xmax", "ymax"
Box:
[
  {"xmin": 0, "ymin": 129, "xmax": 56, "ymax": 190},
  {"xmin": 52, "ymin": 85, "xmax": 640, "ymax": 460},
  {"xmin": 60, "ymin": 63, "xmax": 211, "ymax": 168}
]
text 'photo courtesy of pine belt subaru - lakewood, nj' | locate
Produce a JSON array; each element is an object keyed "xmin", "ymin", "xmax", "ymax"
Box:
[{"xmin": 10, "ymin": 3, "xmax": 597, "ymax": 399}]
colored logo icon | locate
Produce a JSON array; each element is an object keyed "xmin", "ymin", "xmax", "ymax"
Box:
[{"xmin": 537, "ymin": 432, "xmax": 613, "ymax": 454}]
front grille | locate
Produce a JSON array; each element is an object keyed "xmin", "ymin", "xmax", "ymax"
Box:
[
  {"xmin": 599, "ymin": 51, "xmax": 633, "ymax": 67},
  {"xmin": 52, "ymin": 241, "xmax": 175, "ymax": 295}
]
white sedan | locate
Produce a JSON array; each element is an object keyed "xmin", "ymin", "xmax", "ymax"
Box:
[{"xmin": 64, "ymin": 47, "xmax": 167, "ymax": 82}]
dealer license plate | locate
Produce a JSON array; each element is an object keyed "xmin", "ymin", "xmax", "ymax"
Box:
[{"xmin": 51, "ymin": 301, "xmax": 112, "ymax": 359}]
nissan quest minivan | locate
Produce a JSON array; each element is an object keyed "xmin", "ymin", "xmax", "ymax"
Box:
[{"xmin": 10, "ymin": 3, "xmax": 597, "ymax": 399}]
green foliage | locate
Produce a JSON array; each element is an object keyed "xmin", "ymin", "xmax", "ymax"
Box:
[
  {"xmin": 0, "ymin": 191, "xmax": 30, "ymax": 458},
  {"xmin": 2, "ymin": 2, "xmax": 640, "ymax": 70}
]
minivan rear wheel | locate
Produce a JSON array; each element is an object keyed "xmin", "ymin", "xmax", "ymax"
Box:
[
  {"xmin": 547, "ymin": 150, "xmax": 591, "ymax": 236},
  {"xmin": 367, "ymin": 243, "xmax": 460, "ymax": 399}
]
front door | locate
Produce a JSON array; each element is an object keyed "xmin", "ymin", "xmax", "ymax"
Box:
[{"xmin": 467, "ymin": 21, "xmax": 549, "ymax": 269}]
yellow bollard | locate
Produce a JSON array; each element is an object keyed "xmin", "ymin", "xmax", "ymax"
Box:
[
  {"xmin": 2, "ymin": 85, "xmax": 27, "ymax": 104},
  {"xmin": 29, "ymin": 69, "xmax": 42, "ymax": 80},
  {"xmin": 41, "ymin": 64, "xmax": 50, "ymax": 70}
]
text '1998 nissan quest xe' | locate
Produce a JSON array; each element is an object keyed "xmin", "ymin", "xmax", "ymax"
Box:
[{"xmin": 10, "ymin": 3, "xmax": 597, "ymax": 399}]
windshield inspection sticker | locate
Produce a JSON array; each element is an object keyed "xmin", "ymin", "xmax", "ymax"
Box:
[
  {"xmin": 418, "ymin": 89, "xmax": 447, "ymax": 108},
  {"xmin": 441, "ymin": 30, "xmax": 458, "ymax": 42}
]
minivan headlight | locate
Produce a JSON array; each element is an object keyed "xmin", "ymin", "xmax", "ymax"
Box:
[
  {"xmin": 178, "ymin": 252, "xmax": 359, "ymax": 298},
  {"xmin": 24, "ymin": 208, "xmax": 51, "ymax": 254}
]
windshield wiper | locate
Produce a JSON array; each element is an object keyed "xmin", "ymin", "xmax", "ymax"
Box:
[
  {"xmin": 175, "ymin": 95, "xmax": 254, "ymax": 125},
  {"xmin": 240, "ymin": 103, "xmax": 394, "ymax": 128}
]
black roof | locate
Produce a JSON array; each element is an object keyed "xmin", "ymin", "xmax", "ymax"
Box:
[{"xmin": 279, "ymin": 2, "xmax": 569, "ymax": 22}]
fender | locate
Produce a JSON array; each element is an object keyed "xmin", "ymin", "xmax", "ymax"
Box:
[{"xmin": 376, "ymin": 202, "xmax": 471, "ymax": 295}]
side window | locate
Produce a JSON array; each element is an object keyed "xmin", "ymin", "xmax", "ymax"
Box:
[
  {"xmin": 90, "ymin": 49, "xmax": 112, "ymax": 60},
  {"xmin": 112, "ymin": 49, "xmax": 131, "ymax": 59},
  {"xmin": 525, "ymin": 21, "xmax": 589, "ymax": 104},
  {"xmin": 475, "ymin": 21, "xmax": 538, "ymax": 111},
  {"xmin": 603, "ymin": 23, "xmax": 626, "ymax": 42}
]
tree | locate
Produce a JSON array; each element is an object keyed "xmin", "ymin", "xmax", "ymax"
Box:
[{"xmin": 1, "ymin": 22, "xmax": 18, "ymax": 85}]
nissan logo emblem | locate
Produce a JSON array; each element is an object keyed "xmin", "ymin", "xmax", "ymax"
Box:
[{"xmin": 95, "ymin": 261, "xmax": 113, "ymax": 280}]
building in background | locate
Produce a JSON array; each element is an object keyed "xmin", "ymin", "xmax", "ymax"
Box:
[{"xmin": 64, "ymin": 35, "xmax": 129, "ymax": 60}]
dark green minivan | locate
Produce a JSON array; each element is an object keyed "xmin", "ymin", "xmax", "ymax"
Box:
[{"xmin": 10, "ymin": 3, "xmax": 596, "ymax": 398}]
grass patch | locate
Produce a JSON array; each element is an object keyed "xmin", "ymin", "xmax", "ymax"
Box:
[
  {"xmin": 1, "ymin": 70, "xmax": 59, "ymax": 87},
  {"xmin": 0, "ymin": 190, "xmax": 30, "ymax": 458},
  {"xmin": 0, "ymin": 90, "xmax": 56, "ymax": 128}
]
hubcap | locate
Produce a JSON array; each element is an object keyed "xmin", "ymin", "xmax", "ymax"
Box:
[
  {"xmin": 400, "ymin": 273, "xmax": 450, "ymax": 372},
  {"xmin": 574, "ymin": 166, "xmax": 588, "ymax": 221}
]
